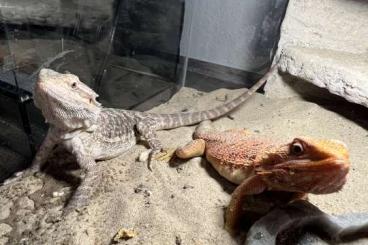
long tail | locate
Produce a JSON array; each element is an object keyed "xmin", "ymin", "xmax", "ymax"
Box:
[{"xmin": 154, "ymin": 65, "xmax": 277, "ymax": 130}]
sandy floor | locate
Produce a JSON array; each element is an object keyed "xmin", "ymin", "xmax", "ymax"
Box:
[{"xmin": 0, "ymin": 87, "xmax": 367, "ymax": 244}]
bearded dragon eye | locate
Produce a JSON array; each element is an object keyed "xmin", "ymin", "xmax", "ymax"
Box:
[
  {"xmin": 290, "ymin": 142, "xmax": 304, "ymax": 155},
  {"xmin": 71, "ymin": 82, "xmax": 77, "ymax": 88}
]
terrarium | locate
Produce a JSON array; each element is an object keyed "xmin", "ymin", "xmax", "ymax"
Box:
[{"xmin": 0, "ymin": 0, "xmax": 367, "ymax": 244}]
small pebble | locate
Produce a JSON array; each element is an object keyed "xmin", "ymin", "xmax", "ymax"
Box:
[
  {"xmin": 144, "ymin": 200, "xmax": 151, "ymax": 207},
  {"xmin": 45, "ymin": 214, "xmax": 62, "ymax": 224},
  {"xmin": 113, "ymin": 228, "xmax": 137, "ymax": 242},
  {"xmin": 0, "ymin": 223, "xmax": 12, "ymax": 237},
  {"xmin": 176, "ymin": 166, "xmax": 183, "ymax": 173},
  {"xmin": 134, "ymin": 184, "xmax": 145, "ymax": 194},
  {"xmin": 17, "ymin": 197, "xmax": 34, "ymax": 210},
  {"xmin": 143, "ymin": 190, "xmax": 152, "ymax": 198},
  {"xmin": 183, "ymin": 184, "xmax": 194, "ymax": 190},
  {"xmin": 175, "ymin": 235, "xmax": 182, "ymax": 245},
  {"xmin": 0, "ymin": 200, "xmax": 13, "ymax": 220},
  {"xmin": 253, "ymin": 232, "xmax": 264, "ymax": 240},
  {"xmin": 0, "ymin": 237, "xmax": 9, "ymax": 245},
  {"xmin": 138, "ymin": 150, "xmax": 150, "ymax": 162},
  {"xmin": 19, "ymin": 238, "xmax": 29, "ymax": 245},
  {"xmin": 15, "ymin": 171, "xmax": 24, "ymax": 177},
  {"xmin": 52, "ymin": 191, "xmax": 65, "ymax": 198},
  {"xmin": 216, "ymin": 94, "xmax": 228, "ymax": 102}
]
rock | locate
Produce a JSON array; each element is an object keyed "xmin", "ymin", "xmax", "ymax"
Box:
[
  {"xmin": 277, "ymin": 0, "xmax": 368, "ymax": 54},
  {"xmin": 143, "ymin": 190, "xmax": 152, "ymax": 198},
  {"xmin": 264, "ymin": 0, "xmax": 368, "ymax": 107},
  {"xmin": 18, "ymin": 238, "xmax": 30, "ymax": 244},
  {"xmin": 3, "ymin": 175, "xmax": 43, "ymax": 198},
  {"xmin": 113, "ymin": 228, "xmax": 138, "ymax": 242},
  {"xmin": 175, "ymin": 235, "xmax": 182, "ymax": 245},
  {"xmin": 16, "ymin": 214, "xmax": 38, "ymax": 235},
  {"xmin": 0, "ymin": 199, "xmax": 13, "ymax": 220},
  {"xmin": 0, "ymin": 223, "xmax": 12, "ymax": 237},
  {"xmin": 269, "ymin": 47, "xmax": 368, "ymax": 106},
  {"xmin": 51, "ymin": 187, "xmax": 71, "ymax": 200},
  {"xmin": 0, "ymin": 237, "xmax": 9, "ymax": 245},
  {"xmin": 134, "ymin": 184, "xmax": 145, "ymax": 194},
  {"xmin": 25, "ymin": 176, "xmax": 44, "ymax": 195},
  {"xmin": 17, "ymin": 197, "xmax": 35, "ymax": 210},
  {"xmin": 183, "ymin": 184, "xmax": 194, "ymax": 190},
  {"xmin": 0, "ymin": 176, "xmax": 43, "ymax": 209}
]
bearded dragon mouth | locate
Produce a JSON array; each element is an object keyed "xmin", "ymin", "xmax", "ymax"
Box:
[
  {"xmin": 274, "ymin": 157, "xmax": 350, "ymax": 172},
  {"xmin": 257, "ymin": 157, "xmax": 350, "ymax": 194}
]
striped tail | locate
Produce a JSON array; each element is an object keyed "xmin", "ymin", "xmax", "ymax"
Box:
[{"xmin": 154, "ymin": 65, "xmax": 277, "ymax": 130}]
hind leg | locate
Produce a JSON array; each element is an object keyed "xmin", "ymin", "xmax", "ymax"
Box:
[{"xmin": 136, "ymin": 120, "xmax": 165, "ymax": 170}]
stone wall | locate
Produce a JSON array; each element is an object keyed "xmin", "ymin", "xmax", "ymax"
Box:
[{"xmin": 264, "ymin": 0, "xmax": 368, "ymax": 107}]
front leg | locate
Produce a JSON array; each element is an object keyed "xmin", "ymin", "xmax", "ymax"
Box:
[
  {"xmin": 30, "ymin": 127, "xmax": 60, "ymax": 172},
  {"xmin": 175, "ymin": 139, "xmax": 206, "ymax": 159},
  {"xmin": 225, "ymin": 175, "xmax": 267, "ymax": 234},
  {"xmin": 63, "ymin": 139, "xmax": 101, "ymax": 215}
]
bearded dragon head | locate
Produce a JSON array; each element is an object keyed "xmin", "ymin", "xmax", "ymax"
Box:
[
  {"xmin": 34, "ymin": 69, "xmax": 101, "ymax": 131},
  {"xmin": 256, "ymin": 137, "xmax": 350, "ymax": 194}
]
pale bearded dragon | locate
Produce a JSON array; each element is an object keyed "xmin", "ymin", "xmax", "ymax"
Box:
[
  {"xmin": 175, "ymin": 124, "xmax": 350, "ymax": 233},
  {"xmin": 31, "ymin": 66, "xmax": 276, "ymax": 214}
]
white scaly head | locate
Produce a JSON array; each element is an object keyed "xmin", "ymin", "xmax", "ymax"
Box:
[{"xmin": 34, "ymin": 69, "xmax": 101, "ymax": 131}]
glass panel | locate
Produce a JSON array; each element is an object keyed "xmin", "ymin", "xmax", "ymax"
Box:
[
  {"xmin": 0, "ymin": 0, "xmax": 185, "ymax": 181},
  {"xmin": 181, "ymin": 0, "xmax": 288, "ymax": 91},
  {"xmin": 97, "ymin": 0, "xmax": 185, "ymax": 109}
]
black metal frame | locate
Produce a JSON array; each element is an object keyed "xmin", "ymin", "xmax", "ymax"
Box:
[
  {"xmin": 0, "ymin": 19, "xmax": 36, "ymax": 157},
  {"xmin": 0, "ymin": 71, "xmax": 36, "ymax": 156}
]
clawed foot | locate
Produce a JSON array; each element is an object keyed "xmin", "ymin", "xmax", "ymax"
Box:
[
  {"xmin": 138, "ymin": 148, "xmax": 176, "ymax": 171},
  {"xmin": 3, "ymin": 168, "xmax": 40, "ymax": 185},
  {"xmin": 153, "ymin": 148, "xmax": 176, "ymax": 162}
]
